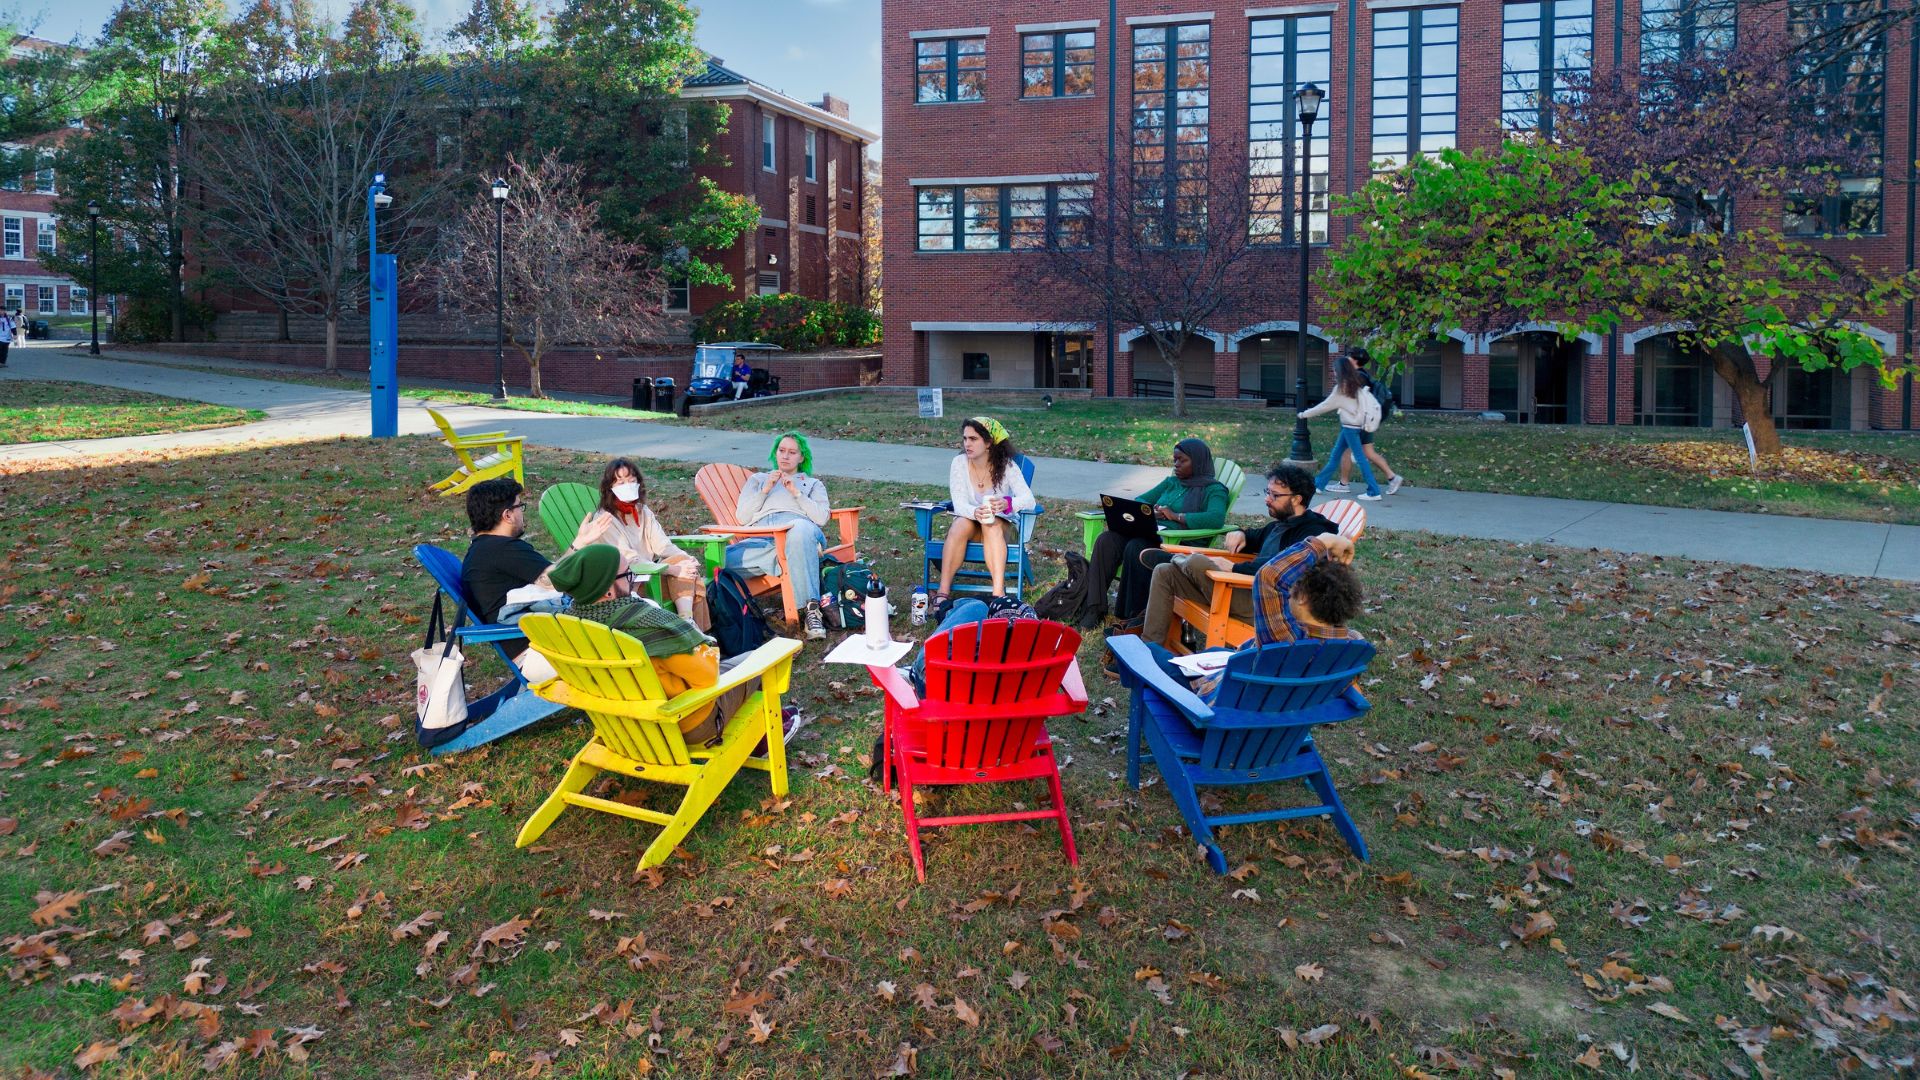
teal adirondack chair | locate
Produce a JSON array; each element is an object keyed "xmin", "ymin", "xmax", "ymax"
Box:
[{"xmin": 1078, "ymin": 459, "xmax": 1246, "ymax": 557}]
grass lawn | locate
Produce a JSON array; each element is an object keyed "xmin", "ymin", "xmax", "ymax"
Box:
[
  {"xmin": 1, "ymin": 439, "xmax": 1916, "ymax": 1077},
  {"xmin": 0, "ymin": 381, "xmax": 263, "ymax": 444},
  {"xmin": 102, "ymin": 354, "xmax": 676, "ymax": 420},
  {"xmin": 689, "ymin": 394, "xmax": 1920, "ymax": 525}
]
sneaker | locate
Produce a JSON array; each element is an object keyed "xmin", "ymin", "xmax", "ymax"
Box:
[
  {"xmin": 1386, "ymin": 474, "xmax": 1404, "ymax": 495},
  {"xmin": 803, "ymin": 603, "xmax": 827, "ymax": 641},
  {"xmin": 1324, "ymin": 482, "xmax": 1351, "ymax": 493},
  {"xmin": 909, "ymin": 587, "xmax": 929, "ymax": 627},
  {"xmin": 1358, "ymin": 492, "xmax": 1383, "ymax": 502},
  {"xmin": 753, "ymin": 707, "xmax": 807, "ymax": 758},
  {"xmin": 986, "ymin": 594, "xmax": 1034, "ymax": 619}
]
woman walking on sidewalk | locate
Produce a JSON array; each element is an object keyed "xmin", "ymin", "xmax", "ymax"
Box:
[
  {"xmin": 1300, "ymin": 357, "xmax": 1383, "ymax": 501},
  {"xmin": 1329, "ymin": 348, "xmax": 1404, "ymax": 495}
]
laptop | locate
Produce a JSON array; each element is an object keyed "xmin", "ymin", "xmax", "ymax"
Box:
[{"xmin": 1100, "ymin": 494, "xmax": 1160, "ymax": 541}]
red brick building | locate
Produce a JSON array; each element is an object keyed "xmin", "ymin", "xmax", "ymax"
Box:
[
  {"xmin": 881, "ymin": 0, "xmax": 1918, "ymax": 431},
  {"xmin": 1, "ymin": 37, "xmax": 92, "ymax": 325}
]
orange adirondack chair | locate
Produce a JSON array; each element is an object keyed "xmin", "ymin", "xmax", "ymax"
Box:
[
  {"xmin": 693, "ymin": 462, "xmax": 862, "ymax": 623},
  {"xmin": 867, "ymin": 618, "xmax": 1086, "ymax": 882},
  {"xmin": 1163, "ymin": 500, "xmax": 1366, "ymax": 655}
]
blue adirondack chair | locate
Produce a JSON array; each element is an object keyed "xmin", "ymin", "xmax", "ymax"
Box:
[
  {"xmin": 911, "ymin": 454, "xmax": 1045, "ymax": 600},
  {"xmin": 412, "ymin": 544, "xmax": 567, "ymax": 754},
  {"xmin": 1108, "ymin": 635, "xmax": 1376, "ymax": 873}
]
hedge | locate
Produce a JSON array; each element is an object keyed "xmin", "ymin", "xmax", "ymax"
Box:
[{"xmin": 691, "ymin": 295, "xmax": 880, "ymax": 352}]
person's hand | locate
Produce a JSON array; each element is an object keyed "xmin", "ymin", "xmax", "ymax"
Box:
[
  {"xmin": 974, "ymin": 504, "xmax": 994, "ymax": 524},
  {"xmin": 1317, "ymin": 534, "xmax": 1356, "ymax": 565},
  {"xmin": 1153, "ymin": 504, "xmax": 1177, "ymax": 521},
  {"xmin": 1221, "ymin": 530, "xmax": 1246, "ymax": 554},
  {"xmin": 576, "ymin": 513, "xmax": 611, "ymax": 544},
  {"xmin": 671, "ymin": 559, "xmax": 699, "ymax": 581},
  {"xmin": 779, "ymin": 473, "xmax": 800, "ymax": 496},
  {"xmin": 1209, "ymin": 556, "xmax": 1236, "ymax": 572}
]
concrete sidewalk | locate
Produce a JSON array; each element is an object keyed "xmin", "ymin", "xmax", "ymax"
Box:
[{"xmin": 4, "ymin": 344, "xmax": 1916, "ymax": 583}]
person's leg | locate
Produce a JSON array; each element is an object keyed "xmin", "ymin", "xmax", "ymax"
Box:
[
  {"xmin": 777, "ymin": 518, "xmax": 826, "ymax": 608},
  {"xmin": 1116, "ymin": 537, "xmax": 1158, "ymax": 618},
  {"xmin": 978, "ymin": 517, "xmax": 1009, "ymax": 595},
  {"xmin": 1344, "ymin": 429, "xmax": 1382, "ymax": 496},
  {"xmin": 1085, "ymin": 530, "xmax": 1127, "ymax": 620},
  {"xmin": 908, "ymin": 598, "xmax": 990, "ymax": 692},
  {"xmin": 936, "ymin": 516, "xmax": 980, "ymax": 596},
  {"xmin": 1313, "ymin": 435, "xmax": 1344, "ymax": 490},
  {"xmin": 1143, "ymin": 556, "xmax": 1215, "ymax": 644}
]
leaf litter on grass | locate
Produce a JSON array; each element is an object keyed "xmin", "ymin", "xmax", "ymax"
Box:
[{"xmin": 0, "ymin": 438, "xmax": 1915, "ymax": 1076}]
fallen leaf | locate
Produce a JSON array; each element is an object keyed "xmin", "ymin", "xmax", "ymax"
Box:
[
  {"xmin": 1294, "ymin": 962, "xmax": 1325, "ymax": 983},
  {"xmin": 951, "ymin": 996, "xmax": 980, "ymax": 1027},
  {"xmin": 30, "ymin": 890, "xmax": 84, "ymax": 927}
]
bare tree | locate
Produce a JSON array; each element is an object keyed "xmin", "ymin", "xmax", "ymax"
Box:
[
  {"xmin": 1014, "ymin": 140, "xmax": 1273, "ymax": 417},
  {"xmin": 429, "ymin": 152, "xmax": 666, "ymax": 398},
  {"xmin": 192, "ymin": 0, "xmax": 445, "ymax": 371}
]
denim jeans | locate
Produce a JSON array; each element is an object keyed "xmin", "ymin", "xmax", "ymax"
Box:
[
  {"xmin": 907, "ymin": 598, "xmax": 989, "ymax": 693},
  {"xmin": 1315, "ymin": 426, "xmax": 1380, "ymax": 496},
  {"xmin": 758, "ymin": 511, "xmax": 827, "ymax": 605}
]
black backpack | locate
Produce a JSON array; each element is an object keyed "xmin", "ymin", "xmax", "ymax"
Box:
[
  {"xmin": 1032, "ymin": 550, "xmax": 1091, "ymax": 623},
  {"xmin": 707, "ymin": 567, "xmax": 772, "ymax": 658},
  {"xmin": 819, "ymin": 555, "xmax": 876, "ymax": 632}
]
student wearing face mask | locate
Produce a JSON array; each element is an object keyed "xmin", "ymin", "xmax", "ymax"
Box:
[{"xmin": 569, "ymin": 458, "xmax": 710, "ymax": 629}]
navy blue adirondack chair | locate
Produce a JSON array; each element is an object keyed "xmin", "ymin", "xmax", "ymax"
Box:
[
  {"xmin": 912, "ymin": 454, "xmax": 1045, "ymax": 600},
  {"xmin": 413, "ymin": 544, "xmax": 566, "ymax": 754},
  {"xmin": 1108, "ymin": 635, "xmax": 1376, "ymax": 873}
]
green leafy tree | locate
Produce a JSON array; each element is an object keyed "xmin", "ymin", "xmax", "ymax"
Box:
[
  {"xmin": 1, "ymin": 16, "xmax": 106, "ymax": 179},
  {"xmin": 42, "ymin": 0, "xmax": 227, "ymax": 342},
  {"xmin": 1324, "ymin": 40, "xmax": 1917, "ymax": 457}
]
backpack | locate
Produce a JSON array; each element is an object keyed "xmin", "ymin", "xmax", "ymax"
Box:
[
  {"xmin": 707, "ymin": 567, "xmax": 772, "ymax": 659},
  {"xmin": 1357, "ymin": 386, "xmax": 1384, "ymax": 433},
  {"xmin": 818, "ymin": 556, "xmax": 875, "ymax": 632},
  {"xmin": 1032, "ymin": 550, "xmax": 1091, "ymax": 623}
]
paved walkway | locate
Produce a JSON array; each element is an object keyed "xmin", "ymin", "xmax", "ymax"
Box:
[{"xmin": 5, "ymin": 343, "xmax": 1917, "ymax": 582}]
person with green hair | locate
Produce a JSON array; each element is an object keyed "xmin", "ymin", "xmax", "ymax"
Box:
[{"xmin": 735, "ymin": 430, "xmax": 837, "ymax": 640}]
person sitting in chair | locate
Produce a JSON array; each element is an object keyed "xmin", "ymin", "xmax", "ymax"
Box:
[
  {"xmin": 931, "ymin": 417, "xmax": 1035, "ymax": 620},
  {"xmin": 569, "ymin": 458, "xmax": 709, "ymax": 629},
  {"xmin": 734, "ymin": 431, "xmax": 837, "ymax": 641},
  {"xmin": 730, "ymin": 355, "xmax": 754, "ymax": 399},
  {"xmin": 1134, "ymin": 464, "xmax": 1336, "ymax": 647},
  {"xmin": 461, "ymin": 478, "xmax": 552, "ymax": 625},
  {"xmin": 1084, "ymin": 437, "xmax": 1230, "ymax": 628}
]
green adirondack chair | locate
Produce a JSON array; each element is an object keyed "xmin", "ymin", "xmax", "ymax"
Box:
[{"xmin": 1078, "ymin": 458, "xmax": 1246, "ymax": 557}]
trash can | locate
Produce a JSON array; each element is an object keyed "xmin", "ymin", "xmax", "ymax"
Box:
[
  {"xmin": 631, "ymin": 377, "xmax": 654, "ymax": 411},
  {"xmin": 649, "ymin": 377, "xmax": 675, "ymax": 416}
]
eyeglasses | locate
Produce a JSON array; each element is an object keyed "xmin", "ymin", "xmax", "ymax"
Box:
[
  {"xmin": 1265, "ymin": 488, "xmax": 1297, "ymax": 501},
  {"xmin": 509, "ymin": 502, "xmax": 527, "ymax": 512}
]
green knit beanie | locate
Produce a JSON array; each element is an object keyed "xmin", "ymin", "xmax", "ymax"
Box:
[{"xmin": 549, "ymin": 544, "xmax": 621, "ymax": 604}]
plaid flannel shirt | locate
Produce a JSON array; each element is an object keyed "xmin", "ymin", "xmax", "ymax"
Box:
[{"xmin": 1192, "ymin": 536, "xmax": 1355, "ymax": 699}]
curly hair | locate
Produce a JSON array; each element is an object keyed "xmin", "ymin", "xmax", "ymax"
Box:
[
  {"xmin": 596, "ymin": 458, "xmax": 647, "ymax": 516},
  {"xmin": 1296, "ymin": 559, "xmax": 1364, "ymax": 628},
  {"xmin": 466, "ymin": 477, "xmax": 524, "ymax": 534},
  {"xmin": 962, "ymin": 418, "xmax": 1016, "ymax": 488},
  {"xmin": 1268, "ymin": 463, "xmax": 1316, "ymax": 504}
]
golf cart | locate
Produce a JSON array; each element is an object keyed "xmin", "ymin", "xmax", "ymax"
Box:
[{"xmin": 681, "ymin": 342, "xmax": 783, "ymax": 415}]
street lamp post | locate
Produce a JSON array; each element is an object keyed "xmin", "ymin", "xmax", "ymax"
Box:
[
  {"xmin": 86, "ymin": 200, "xmax": 100, "ymax": 356},
  {"xmin": 1285, "ymin": 82, "xmax": 1325, "ymax": 466},
  {"xmin": 491, "ymin": 177, "xmax": 509, "ymax": 401}
]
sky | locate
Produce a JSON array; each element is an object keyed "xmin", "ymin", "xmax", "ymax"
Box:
[{"xmin": 15, "ymin": 0, "xmax": 885, "ymax": 148}]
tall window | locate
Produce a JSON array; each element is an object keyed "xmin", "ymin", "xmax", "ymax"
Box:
[
  {"xmin": 761, "ymin": 114, "xmax": 775, "ymax": 171},
  {"xmin": 916, "ymin": 36, "xmax": 987, "ymax": 103},
  {"xmin": 1249, "ymin": 15, "xmax": 1332, "ymax": 244},
  {"xmin": 1022, "ymin": 30, "xmax": 1095, "ymax": 97},
  {"xmin": 70, "ymin": 287, "xmax": 88, "ymax": 315},
  {"xmin": 1640, "ymin": 0, "xmax": 1736, "ymax": 66},
  {"xmin": 804, "ymin": 130, "xmax": 817, "ymax": 182},
  {"xmin": 37, "ymin": 285, "xmax": 54, "ymax": 314},
  {"xmin": 2, "ymin": 217, "xmax": 20, "ymax": 258},
  {"xmin": 36, "ymin": 220, "xmax": 54, "ymax": 256},
  {"xmin": 1372, "ymin": 8, "xmax": 1458, "ymax": 168},
  {"xmin": 1132, "ymin": 23, "xmax": 1211, "ymax": 246},
  {"xmin": 1786, "ymin": 0, "xmax": 1884, "ymax": 235},
  {"xmin": 916, "ymin": 182, "xmax": 1094, "ymax": 251},
  {"xmin": 32, "ymin": 159, "xmax": 54, "ymax": 194},
  {"xmin": 1501, "ymin": 0, "xmax": 1593, "ymax": 133}
]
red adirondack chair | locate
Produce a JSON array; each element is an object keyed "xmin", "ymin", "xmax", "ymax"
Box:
[{"xmin": 867, "ymin": 618, "xmax": 1087, "ymax": 882}]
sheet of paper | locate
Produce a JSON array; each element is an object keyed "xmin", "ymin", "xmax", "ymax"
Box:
[
  {"xmin": 821, "ymin": 636, "xmax": 914, "ymax": 668},
  {"xmin": 1167, "ymin": 651, "xmax": 1233, "ymax": 678}
]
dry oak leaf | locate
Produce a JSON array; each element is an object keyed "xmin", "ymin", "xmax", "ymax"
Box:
[
  {"xmin": 747, "ymin": 1010, "xmax": 775, "ymax": 1044},
  {"xmin": 874, "ymin": 981, "xmax": 897, "ymax": 1002},
  {"xmin": 471, "ymin": 915, "xmax": 533, "ymax": 957},
  {"xmin": 391, "ymin": 911, "xmax": 442, "ymax": 942},
  {"xmin": 1294, "ymin": 962, "xmax": 1326, "ymax": 983},
  {"xmin": 951, "ymin": 996, "xmax": 980, "ymax": 1027},
  {"xmin": 30, "ymin": 890, "xmax": 84, "ymax": 927},
  {"xmin": 1300, "ymin": 1023, "xmax": 1340, "ymax": 1046},
  {"xmin": 1646, "ymin": 1002, "xmax": 1691, "ymax": 1024},
  {"xmin": 73, "ymin": 1041, "xmax": 120, "ymax": 1070},
  {"xmin": 92, "ymin": 830, "xmax": 134, "ymax": 858},
  {"xmin": 822, "ymin": 879, "xmax": 854, "ymax": 900},
  {"xmin": 1512, "ymin": 910, "xmax": 1557, "ymax": 944},
  {"xmin": 1572, "ymin": 1044, "xmax": 1605, "ymax": 1069},
  {"xmin": 724, "ymin": 988, "xmax": 774, "ymax": 1016}
]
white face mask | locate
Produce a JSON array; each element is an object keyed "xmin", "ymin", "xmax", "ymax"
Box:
[{"xmin": 612, "ymin": 482, "xmax": 641, "ymax": 503}]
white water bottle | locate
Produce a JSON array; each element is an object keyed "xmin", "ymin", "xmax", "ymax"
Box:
[{"xmin": 863, "ymin": 575, "xmax": 890, "ymax": 647}]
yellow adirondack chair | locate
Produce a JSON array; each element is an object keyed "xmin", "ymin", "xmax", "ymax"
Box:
[
  {"xmin": 515, "ymin": 614, "xmax": 802, "ymax": 871},
  {"xmin": 426, "ymin": 407, "xmax": 525, "ymax": 496}
]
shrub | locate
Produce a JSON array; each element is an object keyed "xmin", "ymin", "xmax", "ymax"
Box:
[
  {"xmin": 692, "ymin": 295, "xmax": 881, "ymax": 351},
  {"xmin": 110, "ymin": 297, "xmax": 218, "ymax": 343}
]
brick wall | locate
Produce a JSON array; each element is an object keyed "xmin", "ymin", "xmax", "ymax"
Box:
[{"xmin": 120, "ymin": 343, "xmax": 881, "ymax": 397}]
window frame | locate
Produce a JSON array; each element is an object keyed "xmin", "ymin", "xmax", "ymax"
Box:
[
  {"xmin": 1784, "ymin": 0, "xmax": 1884, "ymax": 236},
  {"xmin": 914, "ymin": 182, "xmax": 1098, "ymax": 253},
  {"xmin": 1021, "ymin": 30, "xmax": 1096, "ymax": 99},
  {"xmin": 36, "ymin": 219, "xmax": 54, "ymax": 257},
  {"xmin": 1639, "ymin": 0, "xmax": 1737, "ymax": 66},
  {"xmin": 1131, "ymin": 22, "xmax": 1213, "ymax": 247},
  {"xmin": 1371, "ymin": 7, "xmax": 1460, "ymax": 170},
  {"xmin": 804, "ymin": 129, "xmax": 817, "ymax": 183},
  {"xmin": 916, "ymin": 35, "xmax": 989, "ymax": 104},
  {"xmin": 962, "ymin": 352, "xmax": 991, "ymax": 380},
  {"xmin": 2, "ymin": 216, "xmax": 21, "ymax": 258},
  {"xmin": 1248, "ymin": 13, "xmax": 1333, "ymax": 246},
  {"xmin": 37, "ymin": 285, "xmax": 55, "ymax": 314},
  {"xmin": 1501, "ymin": 0, "xmax": 1594, "ymax": 134},
  {"xmin": 69, "ymin": 286, "xmax": 89, "ymax": 315},
  {"xmin": 761, "ymin": 113, "xmax": 776, "ymax": 172}
]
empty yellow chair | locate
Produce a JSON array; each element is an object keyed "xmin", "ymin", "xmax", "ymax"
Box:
[
  {"xmin": 425, "ymin": 407, "xmax": 525, "ymax": 496},
  {"xmin": 515, "ymin": 613, "xmax": 801, "ymax": 871}
]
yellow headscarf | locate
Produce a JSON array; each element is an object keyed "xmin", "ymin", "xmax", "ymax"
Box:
[{"xmin": 968, "ymin": 416, "xmax": 1010, "ymax": 445}]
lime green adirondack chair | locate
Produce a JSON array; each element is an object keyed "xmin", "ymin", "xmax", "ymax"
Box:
[
  {"xmin": 515, "ymin": 613, "xmax": 802, "ymax": 872},
  {"xmin": 1078, "ymin": 458, "xmax": 1246, "ymax": 556},
  {"xmin": 537, "ymin": 481, "xmax": 728, "ymax": 602}
]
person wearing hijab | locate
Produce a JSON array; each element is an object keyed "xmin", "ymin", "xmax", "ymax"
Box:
[
  {"xmin": 569, "ymin": 458, "xmax": 709, "ymax": 629},
  {"xmin": 736, "ymin": 430, "xmax": 836, "ymax": 640},
  {"xmin": 1083, "ymin": 438, "xmax": 1231, "ymax": 627}
]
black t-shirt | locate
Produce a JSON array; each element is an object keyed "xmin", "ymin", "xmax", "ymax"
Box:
[{"xmin": 462, "ymin": 534, "xmax": 551, "ymax": 623}]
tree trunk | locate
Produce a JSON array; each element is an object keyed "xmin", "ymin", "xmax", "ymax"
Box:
[
  {"xmin": 169, "ymin": 260, "xmax": 185, "ymax": 343},
  {"xmin": 1161, "ymin": 344, "xmax": 1188, "ymax": 419},
  {"xmin": 528, "ymin": 352, "xmax": 543, "ymax": 398},
  {"xmin": 324, "ymin": 314, "xmax": 338, "ymax": 374},
  {"xmin": 1708, "ymin": 343, "xmax": 1782, "ymax": 457}
]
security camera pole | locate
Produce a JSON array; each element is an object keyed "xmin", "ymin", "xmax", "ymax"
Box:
[{"xmin": 367, "ymin": 172, "xmax": 399, "ymax": 438}]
